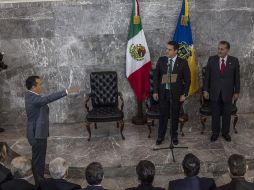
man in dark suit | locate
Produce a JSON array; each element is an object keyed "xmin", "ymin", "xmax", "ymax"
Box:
[
  {"xmin": 217, "ymin": 154, "xmax": 254, "ymax": 190},
  {"xmin": 126, "ymin": 160, "xmax": 165, "ymax": 190},
  {"xmin": 153, "ymin": 41, "xmax": 191, "ymax": 145},
  {"xmin": 81, "ymin": 162, "xmax": 106, "ymax": 190},
  {"xmin": 203, "ymin": 41, "xmax": 240, "ymax": 142},
  {"xmin": 39, "ymin": 157, "xmax": 81, "ymax": 190},
  {"xmin": 25, "ymin": 76, "xmax": 79, "ymax": 185},
  {"xmin": 168, "ymin": 153, "xmax": 216, "ymax": 190},
  {"xmin": 1, "ymin": 156, "xmax": 36, "ymax": 190}
]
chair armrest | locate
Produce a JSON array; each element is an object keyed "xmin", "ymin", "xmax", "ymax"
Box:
[
  {"xmin": 118, "ymin": 92, "xmax": 124, "ymax": 111},
  {"xmin": 85, "ymin": 93, "xmax": 91, "ymax": 112}
]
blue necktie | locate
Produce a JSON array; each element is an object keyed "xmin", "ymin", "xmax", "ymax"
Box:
[{"xmin": 165, "ymin": 58, "xmax": 173, "ymax": 90}]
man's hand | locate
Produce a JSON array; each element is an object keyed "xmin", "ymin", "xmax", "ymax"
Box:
[
  {"xmin": 203, "ymin": 91, "xmax": 209, "ymax": 99},
  {"xmin": 233, "ymin": 93, "xmax": 239, "ymax": 101},
  {"xmin": 153, "ymin": 93, "xmax": 159, "ymax": 101},
  {"xmin": 67, "ymin": 87, "xmax": 80, "ymax": 94},
  {"xmin": 180, "ymin": 95, "xmax": 186, "ymax": 102}
]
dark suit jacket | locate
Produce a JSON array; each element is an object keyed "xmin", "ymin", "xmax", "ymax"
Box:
[
  {"xmin": 168, "ymin": 176, "xmax": 216, "ymax": 190},
  {"xmin": 25, "ymin": 90, "xmax": 67, "ymax": 145},
  {"xmin": 203, "ymin": 55, "xmax": 240, "ymax": 102},
  {"xmin": 153, "ymin": 56, "xmax": 191, "ymax": 100},
  {"xmin": 0, "ymin": 164, "xmax": 12, "ymax": 185},
  {"xmin": 38, "ymin": 178, "xmax": 81, "ymax": 190},
  {"xmin": 216, "ymin": 177, "xmax": 254, "ymax": 190},
  {"xmin": 81, "ymin": 185, "xmax": 107, "ymax": 190},
  {"xmin": 126, "ymin": 183, "xmax": 165, "ymax": 190},
  {"xmin": 0, "ymin": 178, "xmax": 36, "ymax": 190}
]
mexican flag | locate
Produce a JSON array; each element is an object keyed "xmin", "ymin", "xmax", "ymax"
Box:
[{"xmin": 126, "ymin": 0, "xmax": 151, "ymax": 101}]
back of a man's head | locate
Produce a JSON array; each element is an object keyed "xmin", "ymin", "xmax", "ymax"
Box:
[
  {"xmin": 85, "ymin": 162, "xmax": 104, "ymax": 185},
  {"xmin": 49, "ymin": 157, "xmax": 68, "ymax": 179},
  {"xmin": 136, "ymin": 160, "xmax": 155, "ymax": 185},
  {"xmin": 11, "ymin": 156, "xmax": 32, "ymax": 179},
  {"xmin": 228, "ymin": 154, "xmax": 247, "ymax": 177},
  {"xmin": 182, "ymin": 153, "xmax": 200, "ymax": 177}
]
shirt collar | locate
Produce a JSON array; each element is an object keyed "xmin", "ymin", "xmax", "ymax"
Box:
[
  {"xmin": 220, "ymin": 55, "xmax": 228, "ymax": 63},
  {"xmin": 169, "ymin": 55, "xmax": 177, "ymax": 63},
  {"xmin": 28, "ymin": 90, "xmax": 40, "ymax": 96}
]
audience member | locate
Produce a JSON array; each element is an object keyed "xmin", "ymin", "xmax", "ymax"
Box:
[
  {"xmin": 0, "ymin": 142, "xmax": 13, "ymax": 185},
  {"xmin": 1, "ymin": 156, "xmax": 35, "ymax": 190},
  {"xmin": 216, "ymin": 154, "xmax": 254, "ymax": 190},
  {"xmin": 168, "ymin": 153, "xmax": 216, "ymax": 190},
  {"xmin": 39, "ymin": 157, "xmax": 81, "ymax": 190},
  {"xmin": 81, "ymin": 162, "xmax": 106, "ymax": 190},
  {"xmin": 126, "ymin": 160, "xmax": 165, "ymax": 190}
]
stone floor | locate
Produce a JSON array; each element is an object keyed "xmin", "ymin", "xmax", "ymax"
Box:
[{"xmin": 1, "ymin": 113, "xmax": 254, "ymax": 189}]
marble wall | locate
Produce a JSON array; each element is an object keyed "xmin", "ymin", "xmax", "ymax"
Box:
[{"xmin": 0, "ymin": 0, "xmax": 254, "ymax": 126}]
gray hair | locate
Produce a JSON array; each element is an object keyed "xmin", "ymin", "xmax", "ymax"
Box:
[
  {"xmin": 11, "ymin": 156, "xmax": 32, "ymax": 178},
  {"xmin": 49, "ymin": 157, "xmax": 68, "ymax": 179}
]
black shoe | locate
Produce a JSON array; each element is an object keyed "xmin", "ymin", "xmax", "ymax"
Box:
[
  {"xmin": 210, "ymin": 134, "xmax": 218, "ymax": 142},
  {"xmin": 172, "ymin": 137, "xmax": 178, "ymax": 145},
  {"xmin": 156, "ymin": 139, "xmax": 163, "ymax": 145},
  {"xmin": 222, "ymin": 134, "xmax": 231, "ymax": 142}
]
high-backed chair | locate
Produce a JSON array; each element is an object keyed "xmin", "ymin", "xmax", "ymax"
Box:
[
  {"xmin": 199, "ymin": 67, "xmax": 238, "ymax": 134},
  {"xmin": 145, "ymin": 69, "xmax": 188, "ymax": 138},
  {"xmin": 85, "ymin": 71, "xmax": 125, "ymax": 141}
]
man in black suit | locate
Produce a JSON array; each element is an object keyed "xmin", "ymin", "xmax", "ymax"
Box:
[
  {"xmin": 1, "ymin": 156, "xmax": 36, "ymax": 190},
  {"xmin": 203, "ymin": 41, "xmax": 240, "ymax": 142},
  {"xmin": 153, "ymin": 41, "xmax": 191, "ymax": 145},
  {"xmin": 39, "ymin": 157, "xmax": 81, "ymax": 190},
  {"xmin": 25, "ymin": 76, "xmax": 79, "ymax": 185},
  {"xmin": 81, "ymin": 162, "xmax": 106, "ymax": 190},
  {"xmin": 168, "ymin": 153, "xmax": 216, "ymax": 190},
  {"xmin": 217, "ymin": 154, "xmax": 254, "ymax": 190},
  {"xmin": 126, "ymin": 160, "xmax": 165, "ymax": 190}
]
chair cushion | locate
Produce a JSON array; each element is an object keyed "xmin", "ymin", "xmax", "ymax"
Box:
[
  {"xmin": 86, "ymin": 106, "xmax": 123, "ymax": 122},
  {"xmin": 200, "ymin": 103, "xmax": 238, "ymax": 116},
  {"xmin": 146, "ymin": 104, "xmax": 160, "ymax": 119}
]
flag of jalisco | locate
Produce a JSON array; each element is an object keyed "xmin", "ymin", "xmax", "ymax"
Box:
[{"xmin": 126, "ymin": 0, "xmax": 152, "ymax": 101}]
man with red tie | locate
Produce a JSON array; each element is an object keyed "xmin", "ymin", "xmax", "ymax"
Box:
[{"xmin": 203, "ymin": 41, "xmax": 240, "ymax": 142}]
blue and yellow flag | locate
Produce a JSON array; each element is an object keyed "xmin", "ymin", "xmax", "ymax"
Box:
[{"xmin": 173, "ymin": 0, "xmax": 199, "ymax": 96}]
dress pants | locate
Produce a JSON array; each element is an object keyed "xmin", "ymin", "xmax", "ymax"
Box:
[
  {"xmin": 158, "ymin": 90, "xmax": 181, "ymax": 139},
  {"xmin": 32, "ymin": 139, "xmax": 47, "ymax": 185},
  {"xmin": 211, "ymin": 93, "xmax": 232, "ymax": 135}
]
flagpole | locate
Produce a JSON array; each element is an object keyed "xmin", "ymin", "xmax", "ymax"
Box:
[{"xmin": 132, "ymin": 99, "xmax": 146, "ymax": 125}]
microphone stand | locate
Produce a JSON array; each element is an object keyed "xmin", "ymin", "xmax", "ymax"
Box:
[{"xmin": 153, "ymin": 60, "xmax": 188, "ymax": 162}]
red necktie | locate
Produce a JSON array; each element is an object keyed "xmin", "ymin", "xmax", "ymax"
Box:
[{"xmin": 220, "ymin": 58, "xmax": 225, "ymax": 75}]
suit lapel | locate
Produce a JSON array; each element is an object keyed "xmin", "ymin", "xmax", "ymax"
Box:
[
  {"xmin": 172, "ymin": 57, "xmax": 179, "ymax": 73},
  {"xmin": 215, "ymin": 55, "xmax": 220, "ymax": 74}
]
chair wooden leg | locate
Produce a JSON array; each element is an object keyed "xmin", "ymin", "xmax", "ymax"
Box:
[
  {"xmin": 200, "ymin": 115, "xmax": 207, "ymax": 134},
  {"xmin": 179, "ymin": 120, "xmax": 185, "ymax": 136},
  {"xmin": 147, "ymin": 119, "xmax": 152, "ymax": 138},
  {"xmin": 119, "ymin": 120, "xmax": 125, "ymax": 140},
  {"xmin": 94, "ymin": 123, "xmax": 97, "ymax": 129},
  {"xmin": 86, "ymin": 123, "xmax": 91, "ymax": 141},
  {"xmin": 233, "ymin": 114, "xmax": 238, "ymax": 134}
]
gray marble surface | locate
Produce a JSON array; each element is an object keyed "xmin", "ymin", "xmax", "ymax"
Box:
[
  {"xmin": 0, "ymin": 0, "xmax": 253, "ymax": 126},
  {"xmin": 1, "ymin": 114, "xmax": 254, "ymax": 182}
]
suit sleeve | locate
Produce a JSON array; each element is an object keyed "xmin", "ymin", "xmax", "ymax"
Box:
[
  {"xmin": 30, "ymin": 91, "xmax": 67, "ymax": 107},
  {"xmin": 234, "ymin": 58, "xmax": 240, "ymax": 93},
  {"xmin": 203, "ymin": 57, "xmax": 211, "ymax": 92},
  {"xmin": 183, "ymin": 59, "xmax": 191, "ymax": 96},
  {"xmin": 153, "ymin": 57, "xmax": 161, "ymax": 94}
]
